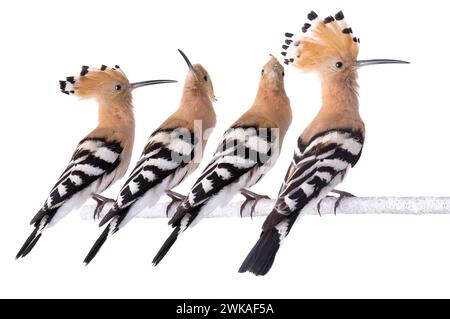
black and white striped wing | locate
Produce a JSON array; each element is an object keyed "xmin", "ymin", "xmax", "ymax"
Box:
[
  {"xmin": 263, "ymin": 129, "xmax": 364, "ymax": 231},
  {"xmin": 100, "ymin": 127, "xmax": 197, "ymax": 224},
  {"xmin": 276, "ymin": 137, "xmax": 304, "ymax": 195},
  {"xmin": 170, "ymin": 125, "xmax": 278, "ymax": 227},
  {"xmin": 30, "ymin": 137, "xmax": 123, "ymax": 225}
]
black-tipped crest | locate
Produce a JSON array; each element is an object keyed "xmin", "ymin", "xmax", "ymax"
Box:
[
  {"xmin": 342, "ymin": 27, "xmax": 353, "ymax": 34},
  {"xmin": 59, "ymin": 80, "xmax": 68, "ymax": 94},
  {"xmin": 60, "ymin": 77, "xmax": 76, "ymax": 95},
  {"xmin": 61, "ymin": 65, "xmax": 176, "ymax": 97},
  {"xmin": 307, "ymin": 11, "xmax": 318, "ymax": 21},
  {"xmin": 324, "ymin": 16, "xmax": 335, "ymax": 24},
  {"xmin": 80, "ymin": 65, "xmax": 89, "ymax": 76},
  {"xmin": 302, "ymin": 23, "xmax": 311, "ymax": 33},
  {"xmin": 280, "ymin": 10, "xmax": 361, "ymax": 68},
  {"xmin": 335, "ymin": 11, "xmax": 344, "ymax": 21}
]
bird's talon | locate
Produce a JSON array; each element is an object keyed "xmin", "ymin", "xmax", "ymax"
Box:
[
  {"xmin": 240, "ymin": 200, "xmax": 249, "ymax": 218},
  {"xmin": 91, "ymin": 194, "xmax": 115, "ymax": 221},
  {"xmin": 331, "ymin": 190, "xmax": 356, "ymax": 198},
  {"xmin": 316, "ymin": 201, "xmax": 323, "ymax": 217},
  {"xmin": 239, "ymin": 189, "xmax": 270, "ymax": 218},
  {"xmin": 165, "ymin": 190, "xmax": 186, "ymax": 218},
  {"xmin": 316, "ymin": 195, "xmax": 334, "ymax": 217},
  {"xmin": 332, "ymin": 191, "xmax": 355, "ymax": 215}
]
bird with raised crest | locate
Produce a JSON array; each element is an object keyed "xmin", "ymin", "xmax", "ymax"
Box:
[
  {"xmin": 83, "ymin": 50, "xmax": 217, "ymax": 265},
  {"xmin": 239, "ymin": 10, "xmax": 409, "ymax": 276},
  {"xmin": 152, "ymin": 55, "xmax": 292, "ymax": 266},
  {"xmin": 16, "ymin": 65, "xmax": 176, "ymax": 259}
]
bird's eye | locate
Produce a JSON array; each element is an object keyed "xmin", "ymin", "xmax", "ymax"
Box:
[
  {"xmin": 335, "ymin": 62, "xmax": 343, "ymax": 69},
  {"xmin": 282, "ymin": 71, "xmax": 285, "ymax": 77},
  {"xmin": 261, "ymin": 69, "xmax": 265, "ymax": 75},
  {"xmin": 203, "ymin": 75, "xmax": 208, "ymax": 82},
  {"xmin": 115, "ymin": 85, "xmax": 122, "ymax": 91}
]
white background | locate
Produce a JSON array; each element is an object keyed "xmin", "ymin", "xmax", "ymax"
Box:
[{"xmin": 1, "ymin": 0, "xmax": 450, "ymax": 298}]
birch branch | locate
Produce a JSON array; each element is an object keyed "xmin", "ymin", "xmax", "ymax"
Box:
[{"xmin": 79, "ymin": 197, "xmax": 450, "ymax": 221}]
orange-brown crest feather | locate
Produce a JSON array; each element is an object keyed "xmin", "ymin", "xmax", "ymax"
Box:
[
  {"xmin": 59, "ymin": 65, "xmax": 130, "ymax": 99},
  {"xmin": 282, "ymin": 11, "xmax": 360, "ymax": 72}
]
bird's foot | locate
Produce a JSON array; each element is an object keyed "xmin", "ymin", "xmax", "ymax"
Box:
[
  {"xmin": 316, "ymin": 195, "xmax": 333, "ymax": 217},
  {"xmin": 91, "ymin": 194, "xmax": 115, "ymax": 220},
  {"xmin": 165, "ymin": 190, "xmax": 186, "ymax": 217},
  {"xmin": 331, "ymin": 190, "xmax": 355, "ymax": 215},
  {"xmin": 240, "ymin": 189, "xmax": 270, "ymax": 218},
  {"xmin": 316, "ymin": 190, "xmax": 356, "ymax": 216}
]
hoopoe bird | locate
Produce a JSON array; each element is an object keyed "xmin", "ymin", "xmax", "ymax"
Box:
[
  {"xmin": 83, "ymin": 50, "xmax": 217, "ymax": 264},
  {"xmin": 16, "ymin": 65, "xmax": 176, "ymax": 259},
  {"xmin": 238, "ymin": 10, "xmax": 409, "ymax": 276},
  {"xmin": 152, "ymin": 56, "xmax": 292, "ymax": 266}
]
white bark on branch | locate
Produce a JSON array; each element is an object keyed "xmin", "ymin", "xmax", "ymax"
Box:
[{"xmin": 79, "ymin": 197, "xmax": 450, "ymax": 221}]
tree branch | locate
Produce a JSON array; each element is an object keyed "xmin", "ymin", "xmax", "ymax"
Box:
[{"xmin": 79, "ymin": 197, "xmax": 450, "ymax": 221}]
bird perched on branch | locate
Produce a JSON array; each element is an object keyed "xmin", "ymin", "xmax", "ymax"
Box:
[
  {"xmin": 83, "ymin": 50, "xmax": 217, "ymax": 264},
  {"xmin": 239, "ymin": 10, "xmax": 409, "ymax": 276},
  {"xmin": 16, "ymin": 65, "xmax": 176, "ymax": 259},
  {"xmin": 152, "ymin": 56, "xmax": 292, "ymax": 266}
]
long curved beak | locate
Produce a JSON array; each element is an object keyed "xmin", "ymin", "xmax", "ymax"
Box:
[
  {"xmin": 130, "ymin": 79, "xmax": 177, "ymax": 90},
  {"xmin": 356, "ymin": 59, "xmax": 410, "ymax": 68},
  {"xmin": 178, "ymin": 49, "xmax": 200, "ymax": 80}
]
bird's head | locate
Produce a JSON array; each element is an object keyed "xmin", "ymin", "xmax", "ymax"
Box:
[
  {"xmin": 281, "ymin": 10, "xmax": 409, "ymax": 82},
  {"xmin": 59, "ymin": 65, "xmax": 177, "ymax": 105},
  {"xmin": 259, "ymin": 55, "xmax": 285, "ymax": 90},
  {"xmin": 178, "ymin": 49, "xmax": 216, "ymax": 103}
]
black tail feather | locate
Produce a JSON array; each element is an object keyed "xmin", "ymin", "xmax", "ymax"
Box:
[
  {"xmin": 84, "ymin": 225, "xmax": 111, "ymax": 265},
  {"xmin": 16, "ymin": 227, "xmax": 42, "ymax": 259},
  {"xmin": 152, "ymin": 227, "xmax": 180, "ymax": 266},
  {"xmin": 238, "ymin": 228, "xmax": 282, "ymax": 276}
]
